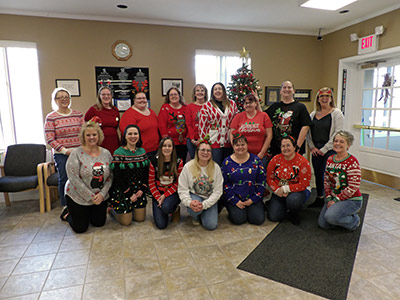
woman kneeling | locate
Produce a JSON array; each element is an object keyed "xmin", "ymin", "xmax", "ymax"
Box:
[
  {"xmin": 318, "ymin": 131, "xmax": 362, "ymax": 231},
  {"xmin": 178, "ymin": 140, "xmax": 222, "ymax": 230},
  {"xmin": 267, "ymin": 136, "xmax": 311, "ymax": 225},
  {"xmin": 222, "ymin": 133, "xmax": 266, "ymax": 225},
  {"xmin": 64, "ymin": 121, "xmax": 113, "ymax": 233}
]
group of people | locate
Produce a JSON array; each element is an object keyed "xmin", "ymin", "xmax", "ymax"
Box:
[{"xmin": 44, "ymin": 80, "xmax": 363, "ymax": 234}]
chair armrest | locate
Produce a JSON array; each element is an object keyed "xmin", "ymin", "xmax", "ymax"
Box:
[{"xmin": 41, "ymin": 162, "xmax": 56, "ymax": 180}]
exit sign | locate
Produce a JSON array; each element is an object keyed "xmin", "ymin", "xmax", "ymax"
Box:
[{"xmin": 358, "ymin": 34, "xmax": 379, "ymax": 55}]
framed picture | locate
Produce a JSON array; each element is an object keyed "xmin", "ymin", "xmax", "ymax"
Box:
[
  {"xmin": 162, "ymin": 78, "xmax": 183, "ymax": 96},
  {"xmin": 294, "ymin": 89, "xmax": 312, "ymax": 102},
  {"xmin": 265, "ymin": 86, "xmax": 281, "ymax": 106},
  {"xmin": 55, "ymin": 79, "xmax": 81, "ymax": 97}
]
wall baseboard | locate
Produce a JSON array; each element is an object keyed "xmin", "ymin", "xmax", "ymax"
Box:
[{"xmin": 362, "ymin": 169, "xmax": 400, "ymax": 190}]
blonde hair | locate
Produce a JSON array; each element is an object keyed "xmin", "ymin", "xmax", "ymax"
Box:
[
  {"xmin": 190, "ymin": 143, "xmax": 215, "ymax": 182},
  {"xmin": 192, "ymin": 84, "xmax": 208, "ymax": 102},
  {"xmin": 79, "ymin": 121, "xmax": 104, "ymax": 146},
  {"xmin": 315, "ymin": 87, "xmax": 335, "ymax": 111},
  {"xmin": 96, "ymin": 86, "xmax": 114, "ymax": 110},
  {"xmin": 334, "ymin": 130, "xmax": 354, "ymax": 147}
]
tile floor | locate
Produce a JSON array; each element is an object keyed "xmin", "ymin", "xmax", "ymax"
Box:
[{"xmin": 0, "ymin": 180, "xmax": 399, "ymax": 300}]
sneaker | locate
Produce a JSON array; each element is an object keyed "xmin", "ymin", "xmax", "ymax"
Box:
[
  {"xmin": 60, "ymin": 206, "xmax": 69, "ymax": 222},
  {"xmin": 171, "ymin": 206, "xmax": 180, "ymax": 223},
  {"xmin": 192, "ymin": 217, "xmax": 200, "ymax": 226}
]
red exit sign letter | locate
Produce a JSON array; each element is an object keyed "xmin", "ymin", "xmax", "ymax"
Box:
[{"xmin": 358, "ymin": 34, "xmax": 378, "ymax": 54}]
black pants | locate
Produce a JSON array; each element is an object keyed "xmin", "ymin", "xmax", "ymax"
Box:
[{"xmin": 66, "ymin": 195, "xmax": 107, "ymax": 233}]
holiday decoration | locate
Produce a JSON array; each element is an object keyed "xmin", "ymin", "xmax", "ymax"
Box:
[{"xmin": 227, "ymin": 47, "xmax": 262, "ymax": 112}]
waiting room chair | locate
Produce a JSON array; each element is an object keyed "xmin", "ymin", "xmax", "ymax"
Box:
[
  {"xmin": 0, "ymin": 144, "xmax": 46, "ymax": 213},
  {"xmin": 40, "ymin": 161, "xmax": 59, "ymax": 212}
]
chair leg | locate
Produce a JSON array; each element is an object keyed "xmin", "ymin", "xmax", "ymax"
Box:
[
  {"xmin": 37, "ymin": 164, "xmax": 45, "ymax": 214},
  {"xmin": 45, "ymin": 185, "xmax": 51, "ymax": 212},
  {"xmin": 4, "ymin": 192, "xmax": 11, "ymax": 206}
]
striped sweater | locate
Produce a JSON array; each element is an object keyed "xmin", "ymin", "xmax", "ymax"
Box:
[{"xmin": 44, "ymin": 110, "xmax": 84, "ymax": 154}]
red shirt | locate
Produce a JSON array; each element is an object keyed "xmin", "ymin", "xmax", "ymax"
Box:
[
  {"xmin": 85, "ymin": 105, "xmax": 120, "ymax": 154},
  {"xmin": 158, "ymin": 104, "xmax": 187, "ymax": 146},
  {"xmin": 230, "ymin": 111, "xmax": 272, "ymax": 155},
  {"xmin": 119, "ymin": 107, "xmax": 160, "ymax": 153},
  {"xmin": 186, "ymin": 103, "xmax": 204, "ymax": 140}
]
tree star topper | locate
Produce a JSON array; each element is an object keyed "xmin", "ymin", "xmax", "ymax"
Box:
[{"xmin": 239, "ymin": 46, "xmax": 250, "ymax": 59}]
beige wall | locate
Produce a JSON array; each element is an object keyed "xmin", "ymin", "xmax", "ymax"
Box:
[
  {"xmin": 1, "ymin": 10, "xmax": 399, "ymax": 120},
  {"xmin": 0, "ymin": 14, "xmax": 322, "ymax": 118}
]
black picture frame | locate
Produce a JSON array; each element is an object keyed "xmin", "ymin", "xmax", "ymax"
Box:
[
  {"xmin": 294, "ymin": 89, "xmax": 312, "ymax": 102},
  {"xmin": 55, "ymin": 79, "xmax": 81, "ymax": 97},
  {"xmin": 265, "ymin": 86, "xmax": 281, "ymax": 106},
  {"xmin": 162, "ymin": 78, "xmax": 183, "ymax": 96}
]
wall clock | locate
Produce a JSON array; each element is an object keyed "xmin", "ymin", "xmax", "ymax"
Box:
[{"xmin": 112, "ymin": 40, "xmax": 133, "ymax": 61}]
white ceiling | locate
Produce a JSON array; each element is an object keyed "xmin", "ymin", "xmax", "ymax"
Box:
[{"xmin": 1, "ymin": 0, "xmax": 400, "ymax": 36}]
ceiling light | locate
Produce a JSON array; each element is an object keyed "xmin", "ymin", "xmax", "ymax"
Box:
[{"xmin": 299, "ymin": 0, "xmax": 358, "ymax": 11}]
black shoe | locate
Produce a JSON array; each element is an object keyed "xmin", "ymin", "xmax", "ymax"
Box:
[
  {"xmin": 60, "ymin": 206, "xmax": 69, "ymax": 222},
  {"xmin": 308, "ymin": 196, "xmax": 324, "ymax": 208},
  {"xmin": 287, "ymin": 210, "xmax": 300, "ymax": 225}
]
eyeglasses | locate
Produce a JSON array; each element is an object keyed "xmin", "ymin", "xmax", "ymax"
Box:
[
  {"xmin": 199, "ymin": 148, "xmax": 211, "ymax": 153},
  {"xmin": 56, "ymin": 96, "xmax": 70, "ymax": 101}
]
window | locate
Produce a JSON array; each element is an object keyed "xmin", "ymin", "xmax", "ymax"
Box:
[
  {"xmin": 0, "ymin": 41, "xmax": 44, "ymax": 150},
  {"xmin": 361, "ymin": 61, "xmax": 400, "ymax": 151},
  {"xmin": 195, "ymin": 50, "xmax": 251, "ymax": 93}
]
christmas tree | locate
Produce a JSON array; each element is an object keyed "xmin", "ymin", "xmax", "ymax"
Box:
[{"xmin": 227, "ymin": 63, "xmax": 262, "ymax": 112}]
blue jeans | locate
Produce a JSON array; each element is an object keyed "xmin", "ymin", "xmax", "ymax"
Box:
[
  {"xmin": 318, "ymin": 200, "xmax": 362, "ymax": 231},
  {"xmin": 186, "ymin": 194, "xmax": 218, "ymax": 230},
  {"xmin": 152, "ymin": 193, "xmax": 180, "ymax": 229},
  {"xmin": 267, "ymin": 190, "xmax": 309, "ymax": 222},
  {"xmin": 226, "ymin": 201, "xmax": 265, "ymax": 225},
  {"xmin": 312, "ymin": 149, "xmax": 335, "ymax": 197},
  {"xmin": 54, "ymin": 153, "xmax": 68, "ymax": 206},
  {"xmin": 212, "ymin": 147, "xmax": 233, "ymax": 166},
  {"xmin": 187, "ymin": 138, "xmax": 196, "ymax": 160}
]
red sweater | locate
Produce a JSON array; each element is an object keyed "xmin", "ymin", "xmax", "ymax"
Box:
[
  {"xmin": 324, "ymin": 154, "xmax": 362, "ymax": 202},
  {"xmin": 119, "ymin": 107, "xmax": 160, "ymax": 153},
  {"xmin": 158, "ymin": 104, "xmax": 187, "ymax": 146},
  {"xmin": 186, "ymin": 103, "xmax": 204, "ymax": 140},
  {"xmin": 84, "ymin": 105, "xmax": 120, "ymax": 154},
  {"xmin": 267, "ymin": 153, "xmax": 311, "ymax": 193},
  {"xmin": 148, "ymin": 159, "xmax": 183, "ymax": 200}
]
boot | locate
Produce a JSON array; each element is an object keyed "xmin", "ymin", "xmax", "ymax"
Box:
[
  {"xmin": 133, "ymin": 207, "xmax": 146, "ymax": 222},
  {"xmin": 171, "ymin": 205, "xmax": 180, "ymax": 223},
  {"xmin": 287, "ymin": 210, "xmax": 300, "ymax": 225},
  {"xmin": 308, "ymin": 196, "xmax": 325, "ymax": 208}
]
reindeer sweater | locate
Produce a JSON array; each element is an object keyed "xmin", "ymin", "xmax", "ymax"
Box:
[
  {"xmin": 324, "ymin": 154, "xmax": 362, "ymax": 202},
  {"xmin": 158, "ymin": 104, "xmax": 187, "ymax": 146},
  {"xmin": 267, "ymin": 153, "xmax": 311, "ymax": 193}
]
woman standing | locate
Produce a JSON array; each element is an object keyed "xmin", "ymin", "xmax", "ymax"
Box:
[
  {"xmin": 230, "ymin": 93, "xmax": 272, "ymax": 165},
  {"xmin": 186, "ymin": 84, "xmax": 208, "ymax": 159},
  {"xmin": 149, "ymin": 137, "xmax": 183, "ymax": 229},
  {"xmin": 266, "ymin": 81, "xmax": 311, "ymax": 157},
  {"xmin": 44, "ymin": 88, "xmax": 84, "ymax": 218},
  {"xmin": 119, "ymin": 92, "xmax": 160, "ymax": 160},
  {"xmin": 63, "ymin": 121, "xmax": 113, "ymax": 233},
  {"xmin": 222, "ymin": 133, "xmax": 266, "ymax": 225},
  {"xmin": 199, "ymin": 82, "xmax": 238, "ymax": 166},
  {"xmin": 158, "ymin": 88, "xmax": 187, "ymax": 162},
  {"xmin": 307, "ymin": 87, "xmax": 344, "ymax": 207},
  {"xmin": 318, "ymin": 131, "xmax": 362, "ymax": 231},
  {"xmin": 178, "ymin": 140, "xmax": 222, "ymax": 230},
  {"xmin": 267, "ymin": 136, "xmax": 311, "ymax": 225},
  {"xmin": 109, "ymin": 125, "xmax": 149, "ymax": 226},
  {"xmin": 84, "ymin": 86, "xmax": 120, "ymax": 154}
]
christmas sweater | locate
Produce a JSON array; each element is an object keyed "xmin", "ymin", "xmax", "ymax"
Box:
[
  {"xmin": 199, "ymin": 100, "xmax": 238, "ymax": 148},
  {"xmin": 178, "ymin": 159, "xmax": 223, "ymax": 210},
  {"xmin": 186, "ymin": 103, "xmax": 204, "ymax": 140},
  {"xmin": 109, "ymin": 147, "xmax": 150, "ymax": 212},
  {"xmin": 222, "ymin": 153, "xmax": 266, "ymax": 205},
  {"xmin": 267, "ymin": 153, "xmax": 311, "ymax": 193},
  {"xmin": 119, "ymin": 107, "xmax": 160, "ymax": 153},
  {"xmin": 230, "ymin": 111, "xmax": 272, "ymax": 155},
  {"xmin": 85, "ymin": 105, "xmax": 120, "ymax": 154},
  {"xmin": 65, "ymin": 146, "xmax": 113, "ymax": 206},
  {"xmin": 158, "ymin": 104, "xmax": 187, "ymax": 146},
  {"xmin": 324, "ymin": 154, "xmax": 362, "ymax": 202},
  {"xmin": 44, "ymin": 110, "xmax": 84, "ymax": 155},
  {"xmin": 148, "ymin": 156, "xmax": 183, "ymax": 201}
]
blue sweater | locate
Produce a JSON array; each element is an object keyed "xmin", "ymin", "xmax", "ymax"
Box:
[{"xmin": 222, "ymin": 153, "xmax": 266, "ymax": 205}]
